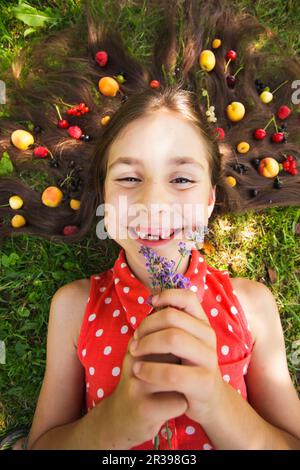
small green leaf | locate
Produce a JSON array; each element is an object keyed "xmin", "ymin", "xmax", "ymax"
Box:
[
  {"xmin": 24, "ymin": 27, "xmax": 36, "ymax": 37},
  {"xmin": 0, "ymin": 152, "xmax": 14, "ymax": 176},
  {"xmin": 17, "ymin": 306, "xmax": 31, "ymax": 318}
]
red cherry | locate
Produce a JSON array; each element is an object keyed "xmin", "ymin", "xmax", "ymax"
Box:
[
  {"xmin": 290, "ymin": 168, "xmax": 297, "ymax": 175},
  {"xmin": 272, "ymin": 132, "xmax": 284, "ymax": 143},
  {"xmin": 95, "ymin": 51, "xmax": 108, "ymax": 67},
  {"xmin": 254, "ymin": 129, "xmax": 267, "ymax": 140},
  {"xmin": 57, "ymin": 119, "xmax": 69, "ymax": 129},
  {"xmin": 63, "ymin": 225, "xmax": 80, "ymax": 236},
  {"xmin": 277, "ymin": 105, "xmax": 292, "ymax": 120},
  {"xmin": 287, "ymin": 155, "xmax": 294, "ymax": 162},
  {"xmin": 213, "ymin": 127, "xmax": 225, "ymax": 141},
  {"xmin": 68, "ymin": 126, "xmax": 83, "ymax": 139},
  {"xmin": 33, "ymin": 146, "xmax": 48, "ymax": 158},
  {"xmin": 226, "ymin": 50, "xmax": 237, "ymax": 61},
  {"xmin": 150, "ymin": 80, "xmax": 160, "ymax": 89}
]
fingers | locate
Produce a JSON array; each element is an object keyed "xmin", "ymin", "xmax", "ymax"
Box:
[
  {"xmin": 134, "ymin": 307, "xmax": 214, "ymax": 346},
  {"xmin": 151, "ymin": 289, "xmax": 208, "ymax": 323},
  {"xmin": 148, "ymin": 392, "xmax": 188, "ymax": 423},
  {"xmin": 133, "ymin": 360, "xmax": 208, "ymax": 398},
  {"xmin": 130, "ymin": 328, "xmax": 212, "ymax": 366}
]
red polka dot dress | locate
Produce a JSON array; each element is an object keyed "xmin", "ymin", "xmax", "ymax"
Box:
[{"xmin": 77, "ymin": 247, "xmax": 254, "ymax": 450}]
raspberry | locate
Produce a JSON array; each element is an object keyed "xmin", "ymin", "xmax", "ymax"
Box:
[
  {"xmin": 277, "ymin": 105, "xmax": 292, "ymax": 120},
  {"xmin": 95, "ymin": 51, "xmax": 108, "ymax": 67},
  {"xmin": 33, "ymin": 146, "xmax": 49, "ymax": 158},
  {"xmin": 291, "ymin": 161, "xmax": 297, "ymax": 169},
  {"xmin": 68, "ymin": 126, "xmax": 83, "ymax": 139},
  {"xmin": 283, "ymin": 162, "xmax": 290, "ymax": 171},
  {"xmin": 290, "ymin": 168, "xmax": 297, "ymax": 175},
  {"xmin": 63, "ymin": 225, "xmax": 80, "ymax": 236},
  {"xmin": 287, "ymin": 155, "xmax": 294, "ymax": 162}
]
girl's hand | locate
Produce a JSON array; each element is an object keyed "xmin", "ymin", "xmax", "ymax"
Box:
[{"xmin": 129, "ymin": 288, "xmax": 226, "ymax": 424}]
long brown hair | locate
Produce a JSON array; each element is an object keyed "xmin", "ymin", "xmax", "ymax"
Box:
[{"xmin": 0, "ymin": 0, "xmax": 299, "ymax": 244}]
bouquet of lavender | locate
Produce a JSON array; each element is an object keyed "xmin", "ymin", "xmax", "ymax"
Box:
[{"xmin": 138, "ymin": 224, "xmax": 209, "ymax": 449}]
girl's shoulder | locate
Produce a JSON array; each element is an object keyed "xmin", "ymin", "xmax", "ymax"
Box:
[
  {"xmin": 228, "ymin": 276, "xmax": 277, "ymax": 346},
  {"xmin": 53, "ymin": 277, "xmax": 91, "ymax": 348}
]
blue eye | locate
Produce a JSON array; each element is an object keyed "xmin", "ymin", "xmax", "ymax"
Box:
[{"xmin": 171, "ymin": 177, "xmax": 195, "ymax": 184}]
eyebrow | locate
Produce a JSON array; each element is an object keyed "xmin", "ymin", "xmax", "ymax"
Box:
[{"xmin": 108, "ymin": 156, "xmax": 205, "ymax": 171}]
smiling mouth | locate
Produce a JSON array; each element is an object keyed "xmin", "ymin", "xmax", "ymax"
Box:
[{"xmin": 128, "ymin": 227, "xmax": 182, "ymax": 241}]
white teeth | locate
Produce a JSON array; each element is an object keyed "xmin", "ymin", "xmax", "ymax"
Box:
[{"xmin": 136, "ymin": 230, "xmax": 159, "ymax": 240}]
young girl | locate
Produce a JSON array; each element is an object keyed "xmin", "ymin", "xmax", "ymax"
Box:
[{"xmin": 0, "ymin": 0, "xmax": 300, "ymax": 450}]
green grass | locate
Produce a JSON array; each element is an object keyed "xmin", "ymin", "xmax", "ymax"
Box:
[{"xmin": 0, "ymin": 0, "xmax": 300, "ymax": 439}]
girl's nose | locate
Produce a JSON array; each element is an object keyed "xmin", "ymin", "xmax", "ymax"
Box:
[{"xmin": 138, "ymin": 180, "xmax": 171, "ymax": 208}]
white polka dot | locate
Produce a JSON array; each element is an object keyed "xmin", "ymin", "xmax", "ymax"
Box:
[
  {"xmin": 221, "ymin": 345, "xmax": 230, "ymax": 356},
  {"xmin": 89, "ymin": 367, "xmax": 95, "ymax": 376},
  {"xmin": 97, "ymin": 388, "xmax": 104, "ymax": 399},
  {"xmin": 199, "ymin": 256, "xmax": 204, "ymax": 263},
  {"xmin": 130, "ymin": 316, "xmax": 137, "ymax": 325},
  {"xmin": 123, "ymin": 286, "xmax": 130, "ymax": 294},
  {"xmin": 206, "ymin": 270, "xmax": 211, "ymax": 275},
  {"xmin": 216, "ymin": 294, "xmax": 222, "ymax": 302},
  {"xmin": 223, "ymin": 374, "xmax": 230, "ymax": 382},
  {"xmin": 104, "ymin": 297, "xmax": 112, "ymax": 304},
  {"xmin": 82, "ymin": 348, "xmax": 87, "ymax": 357},
  {"xmin": 203, "ymin": 443, "xmax": 213, "ymax": 450},
  {"xmin": 243, "ymin": 364, "xmax": 248, "ymax": 375},
  {"xmin": 185, "ymin": 426, "xmax": 195, "ymax": 435},
  {"xmin": 121, "ymin": 325, "xmax": 129, "ymax": 334},
  {"xmin": 114, "ymin": 278, "xmax": 120, "ymax": 284},
  {"xmin": 88, "ymin": 313, "xmax": 96, "ymax": 322},
  {"xmin": 190, "ymin": 285, "xmax": 198, "ymax": 292},
  {"xmin": 99, "ymin": 286, "xmax": 106, "ymax": 292},
  {"xmin": 104, "ymin": 346, "xmax": 112, "ymax": 355},
  {"xmin": 233, "ymin": 290, "xmax": 237, "ymax": 296},
  {"xmin": 194, "ymin": 268, "xmax": 198, "ymax": 274},
  {"xmin": 113, "ymin": 309, "xmax": 120, "ymax": 317},
  {"xmin": 121, "ymin": 263, "xmax": 127, "ymax": 268},
  {"xmin": 203, "ymin": 276, "xmax": 206, "ymax": 283},
  {"xmin": 94, "ymin": 275, "xmax": 100, "ymax": 280},
  {"xmin": 230, "ymin": 306, "xmax": 238, "ymax": 315},
  {"xmin": 112, "ymin": 366, "xmax": 120, "ymax": 376},
  {"xmin": 228, "ymin": 324, "xmax": 233, "ymax": 333},
  {"xmin": 137, "ymin": 296, "xmax": 144, "ymax": 304},
  {"xmin": 210, "ymin": 308, "xmax": 218, "ymax": 317},
  {"xmin": 204, "ymin": 284, "xmax": 208, "ymax": 290},
  {"xmin": 237, "ymin": 389, "xmax": 241, "ymax": 395},
  {"xmin": 95, "ymin": 329, "xmax": 103, "ymax": 337}
]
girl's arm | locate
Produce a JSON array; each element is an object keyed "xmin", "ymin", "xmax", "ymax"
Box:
[
  {"xmin": 27, "ymin": 281, "xmax": 118, "ymax": 450},
  {"xmin": 200, "ymin": 279, "xmax": 300, "ymax": 450}
]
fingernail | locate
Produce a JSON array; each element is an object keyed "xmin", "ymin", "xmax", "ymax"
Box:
[
  {"xmin": 146, "ymin": 294, "xmax": 153, "ymax": 306},
  {"xmin": 130, "ymin": 340, "xmax": 138, "ymax": 352}
]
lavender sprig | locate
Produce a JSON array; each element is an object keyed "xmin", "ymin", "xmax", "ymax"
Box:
[{"xmin": 138, "ymin": 241, "xmax": 193, "ymax": 449}]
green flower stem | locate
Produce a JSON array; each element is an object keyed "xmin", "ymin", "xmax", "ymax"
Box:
[{"xmin": 271, "ymin": 80, "xmax": 288, "ymax": 95}]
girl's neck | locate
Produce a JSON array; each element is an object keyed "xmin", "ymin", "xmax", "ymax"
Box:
[{"xmin": 123, "ymin": 248, "xmax": 191, "ymax": 292}]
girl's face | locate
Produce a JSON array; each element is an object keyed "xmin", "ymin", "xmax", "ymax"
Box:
[{"xmin": 103, "ymin": 108, "xmax": 215, "ymax": 269}]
